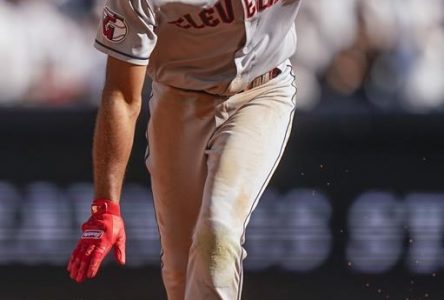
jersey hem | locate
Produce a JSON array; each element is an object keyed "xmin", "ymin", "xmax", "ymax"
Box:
[{"xmin": 94, "ymin": 40, "xmax": 149, "ymax": 66}]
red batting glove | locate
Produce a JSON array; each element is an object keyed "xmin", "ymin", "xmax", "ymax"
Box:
[{"xmin": 67, "ymin": 199, "xmax": 126, "ymax": 283}]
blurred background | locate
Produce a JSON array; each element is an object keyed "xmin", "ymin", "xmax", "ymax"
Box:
[{"xmin": 1, "ymin": 0, "xmax": 444, "ymax": 299}]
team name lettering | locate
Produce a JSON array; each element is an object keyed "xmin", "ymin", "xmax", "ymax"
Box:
[
  {"xmin": 243, "ymin": 0, "xmax": 281, "ymax": 18},
  {"xmin": 169, "ymin": 0, "xmax": 234, "ymax": 29}
]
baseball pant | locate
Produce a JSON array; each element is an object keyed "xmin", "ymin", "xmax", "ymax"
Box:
[{"xmin": 145, "ymin": 64, "xmax": 296, "ymax": 300}]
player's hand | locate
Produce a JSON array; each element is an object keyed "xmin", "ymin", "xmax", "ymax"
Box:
[{"xmin": 67, "ymin": 199, "xmax": 126, "ymax": 283}]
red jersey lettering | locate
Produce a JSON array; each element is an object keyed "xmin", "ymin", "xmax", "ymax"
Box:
[{"xmin": 169, "ymin": 0, "xmax": 234, "ymax": 29}]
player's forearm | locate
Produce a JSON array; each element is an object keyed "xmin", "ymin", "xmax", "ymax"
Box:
[{"xmin": 93, "ymin": 89, "xmax": 142, "ymax": 203}]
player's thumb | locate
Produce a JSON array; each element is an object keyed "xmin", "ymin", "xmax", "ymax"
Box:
[{"xmin": 113, "ymin": 234, "xmax": 126, "ymax": 265}]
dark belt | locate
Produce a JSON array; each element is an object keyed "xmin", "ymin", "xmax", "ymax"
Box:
[{"xmin": 245, "ymin": 67, "xmax": 282, "ymax": 91}]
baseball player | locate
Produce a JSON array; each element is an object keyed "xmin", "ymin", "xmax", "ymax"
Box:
[{"xmin": 67, "ymin": 0, "xmax": 301, "ymax": 299}]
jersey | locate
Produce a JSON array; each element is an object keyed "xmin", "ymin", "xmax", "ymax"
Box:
[{"xmin": 94, "ymin": 0, "xmax": 301, "ymax": 95}]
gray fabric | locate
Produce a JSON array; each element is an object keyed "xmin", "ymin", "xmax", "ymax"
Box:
[
  {"xmin": 95, "ymin": 0, "xmax": 302, "ymax": 95},
  {"xmin": 95, "ymin": 0, "xmax": 157, "ymax": 65}
]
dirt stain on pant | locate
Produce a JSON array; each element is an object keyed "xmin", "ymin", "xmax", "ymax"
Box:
[{"xmin": 194, "ymin": 224, "xmax": 239, "ymax": 287}]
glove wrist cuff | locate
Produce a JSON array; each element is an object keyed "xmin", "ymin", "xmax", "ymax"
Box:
[{"xmin": 91, "ymin": 199, "xmax": 121, "ymax": 216}]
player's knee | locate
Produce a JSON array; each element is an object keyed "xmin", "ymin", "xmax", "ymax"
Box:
[{"xmin": 190, "ymin": 221, "xmax": 241, "ymax": 286}]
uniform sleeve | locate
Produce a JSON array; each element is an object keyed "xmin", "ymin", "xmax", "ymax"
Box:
[{"xmin": 94, "ymin": 0, "xmax": 157, "ymax": 66}]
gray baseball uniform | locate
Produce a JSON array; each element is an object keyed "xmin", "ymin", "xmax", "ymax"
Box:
[{"xmin": 95, "ymin": 0, "xmax": 301, "ymax": 299}]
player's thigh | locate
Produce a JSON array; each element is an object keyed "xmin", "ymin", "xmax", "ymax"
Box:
[
  {"xmin": 146, "ymin": 82, "xmax": 222, "ymax": 255},
  {"xmin": 200, "ymin": 68, "xmax": 297, "ymax": 233}
]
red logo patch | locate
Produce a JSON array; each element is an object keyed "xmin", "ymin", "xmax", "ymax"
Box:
[{"xmin": 102, "ymin": 7, "xmax": 128, "ymax": 43}]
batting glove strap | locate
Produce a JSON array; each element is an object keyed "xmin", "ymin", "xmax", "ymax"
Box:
[{"xmin": 91, "ymin": 199, "xmax": 121, "ymax": 216}]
